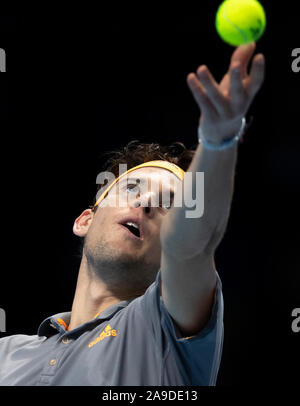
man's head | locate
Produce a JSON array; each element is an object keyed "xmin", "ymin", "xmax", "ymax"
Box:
[{"xmin": 73, "ymin": 141, "xmax": 195, "ymax": 300}]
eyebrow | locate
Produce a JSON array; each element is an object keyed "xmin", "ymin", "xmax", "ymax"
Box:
[
  {"xmin": 118, "ymin": 176, "xmax": 175, "ymax": 197},
  {"xmin": 118, "ymin": 177, "xmax": 147, "ymax": 185}
]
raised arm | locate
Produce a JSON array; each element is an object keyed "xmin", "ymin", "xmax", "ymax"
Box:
[{"xmin": 160, "ymin": 42, "xmax": 265, "ymax": 336}]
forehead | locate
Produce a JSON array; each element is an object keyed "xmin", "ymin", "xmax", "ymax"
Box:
[{"xmin": 120, "ymin": 167, "xmax": 182, "ymax": 188}]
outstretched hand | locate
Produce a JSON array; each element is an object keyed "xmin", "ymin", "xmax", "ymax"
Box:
[{"xmin": 187, "ymin": 42, "xmax": 265, "ymax": 142}]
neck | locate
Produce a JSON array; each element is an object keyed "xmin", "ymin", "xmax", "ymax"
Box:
[{"xmin": 68, "ymin": 255, "xmax": 122, "ymax": 331}]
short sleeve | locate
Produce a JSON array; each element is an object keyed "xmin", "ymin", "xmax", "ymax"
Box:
[{"xmin": 141, "ymin": 269, "xmax": 224, "ymax": 386}]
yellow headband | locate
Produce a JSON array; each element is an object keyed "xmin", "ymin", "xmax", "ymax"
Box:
[{"xmin": 94, "ymin": 160, "xmax": 185, "ymax": 208}]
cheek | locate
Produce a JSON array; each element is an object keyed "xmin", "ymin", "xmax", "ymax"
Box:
[{"xmin": 88, "ymin": 210, "xmax": 111, "ymax": 239}]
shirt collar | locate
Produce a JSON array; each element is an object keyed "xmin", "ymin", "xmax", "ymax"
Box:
[{"xmin": 37, "ymin": 299, "xmax": 133, "ymax": 338}]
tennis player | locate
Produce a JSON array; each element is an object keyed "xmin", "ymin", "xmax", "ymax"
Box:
[{"xmin": 0, "ymin": 43, "xmax": 264, "ymax": 385}]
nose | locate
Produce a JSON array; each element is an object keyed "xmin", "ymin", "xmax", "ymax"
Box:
[
  {"xmin": 132, "ymin": 191, "xmax": 156, "ymax": 215},
  {"xmin": 135, "ymin": 202, "xmax": 151, "ymax": 214}
]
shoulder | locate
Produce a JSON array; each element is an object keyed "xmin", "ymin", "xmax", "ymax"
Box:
[{"xmin": 0, "ymin": 334, "xmax": 45, "ymax": 351}]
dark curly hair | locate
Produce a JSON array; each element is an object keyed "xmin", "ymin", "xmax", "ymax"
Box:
[{"xmin": 90, "ymin": 140, "xmax": 196, "ymax": 210}]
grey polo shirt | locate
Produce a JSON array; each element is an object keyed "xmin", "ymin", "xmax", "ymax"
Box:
[{"xmin": 0, "ymin": 269, "xmax": 224, "ymax": 386}]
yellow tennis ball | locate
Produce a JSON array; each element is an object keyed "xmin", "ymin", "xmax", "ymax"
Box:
[{"xmin": 216, "ymin": 0, "xmax": 266, "ymax": 46}]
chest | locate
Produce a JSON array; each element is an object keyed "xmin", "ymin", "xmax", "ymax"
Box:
[{"xmin": 0, "ymin": 323, "xmax": 165, "ymax": 386}]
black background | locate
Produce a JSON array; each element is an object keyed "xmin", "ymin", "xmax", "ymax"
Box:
[{"xmin": 0, "ymin": 1, "xmax": 299, "ymax": 387}]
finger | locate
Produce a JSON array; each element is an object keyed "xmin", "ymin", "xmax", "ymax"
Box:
[
  {"xmin": 247, "ymin": 53, "xmax": 265, "ymax": 98},
  {"xmin": 221, "ymin": 43, "xmax": 256, "ymax": 92},
  {"xmin": 229, "ymin": 63, "xmax": 246, "ymax": 110},
  {"xmin": 230, "ymin": 42, "xmax": 256, "ymax": 78},
  {"xmin": 196, "ymin": 65, "xmax": 229, "ymax": 114},
  {"xmin": 219, "ymin": 72, "xmax": 230, "ymax": 95},
  {"xmin": 186, "ymin": 73, "xmax": 217, "ymax": 120}
]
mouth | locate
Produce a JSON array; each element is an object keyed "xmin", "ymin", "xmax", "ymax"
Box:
[{"xmin": 118, "ymin": 219, "xmax": 143, "ymax": 240}]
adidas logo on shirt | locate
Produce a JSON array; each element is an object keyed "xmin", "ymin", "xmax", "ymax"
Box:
[{"xmin": 88, "ymin": 325, "xmax": 117, "ymax": 348}]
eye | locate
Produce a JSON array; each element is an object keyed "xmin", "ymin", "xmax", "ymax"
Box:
[
  {"xmin": 126, "ymin": 183, "xmax": 140, "ymax": 193},
  {"xmin": 161, "ymin": 202, "xmax": 172, "ymax": 210}
]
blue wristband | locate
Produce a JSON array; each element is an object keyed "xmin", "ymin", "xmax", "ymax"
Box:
[{"xmin": 198, "ymin": 117, "xmax": 246, "ymax": 151}]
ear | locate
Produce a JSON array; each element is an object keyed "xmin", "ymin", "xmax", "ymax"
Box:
[{"xmin": 73, "ymin": 209, "xmax": 94, "ymax": 237}]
